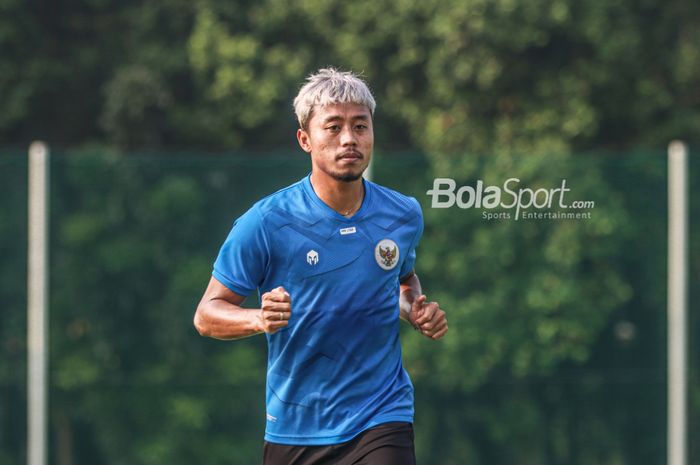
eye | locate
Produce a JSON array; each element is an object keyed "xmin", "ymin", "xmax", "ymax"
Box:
[
  {"xmin": 355, "ymin": 124, "xmax": 368, "ymax": 131},
  {"xmin": 326, "ymin": 125, "xmax": 340, "ymax": 132}
]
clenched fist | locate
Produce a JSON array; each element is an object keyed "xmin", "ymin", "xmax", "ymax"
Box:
[
  {"xmin": 408, "ymin": 295, "xmax": 448, "ymax": 340},
  {"xmin": 259, "ymin": 286, "xmax": 292, "ymax": 334}
]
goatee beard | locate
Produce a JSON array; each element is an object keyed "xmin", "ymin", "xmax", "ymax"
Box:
[{"xmin": 332, "ymin": 171, "xmax": 364, "ymax": 182}]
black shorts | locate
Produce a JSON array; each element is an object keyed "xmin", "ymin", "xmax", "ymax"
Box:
[{"xmin": 262, "ymin": 422, "xmax": 416, "ymax": 465}]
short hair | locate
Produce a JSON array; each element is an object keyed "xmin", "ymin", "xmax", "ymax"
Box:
[{"xmin": 293, "ymin": 68, "xmax": 376, "ymax": 130}]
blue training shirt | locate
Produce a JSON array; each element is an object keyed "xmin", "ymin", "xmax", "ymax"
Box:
[{"xmin": 213, "ymin": 174, "xmax": 424, "ymax": 445}]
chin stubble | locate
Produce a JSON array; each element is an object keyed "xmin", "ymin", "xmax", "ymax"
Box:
[{"xmin": 333, "ymin": 172, "xmax": 364, "ymax": 182}]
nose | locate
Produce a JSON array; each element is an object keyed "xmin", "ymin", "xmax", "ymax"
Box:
[{"xmin": 339, "ymin": 124, "xmax": 357, "ymax": 146}]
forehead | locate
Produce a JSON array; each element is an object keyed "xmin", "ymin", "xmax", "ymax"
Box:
[{"xmin": 310, "ymin": 102, "xmax": 372, "ymax": 124}]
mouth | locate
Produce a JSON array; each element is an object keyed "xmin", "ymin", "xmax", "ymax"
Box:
[{"xmin": 337, "ymin": 151, "xmax": 364, "ymax": 161}]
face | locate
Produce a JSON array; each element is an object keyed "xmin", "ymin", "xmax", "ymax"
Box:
[{"xmin": 296, "ymin": 102, "xmax": 373, "ymax": 183}]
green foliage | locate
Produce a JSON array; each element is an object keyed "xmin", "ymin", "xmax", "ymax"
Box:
[
  {"xmin": 101, "ymin": 66, "xmax": 172, "ymax": 149},
  {"xmin": 1, "ymin": 148, "xmax": 697, "ymax": 464},
  {"xmin": 0, "ymin": 0, "xmax": 39, "ymax": 133},
  {"xmin": 378, "ymin": 151, "xmax": 678, "ymax": 465},
  {"xmin": 3, "ymin": 0, "xmax": 699, "ymax": 150},
  {"xmin": 1, "ymin": 0, "xmax": 700, "ymax": 463},
  {"xmin": 0, "ymin": 152, "xmax": 28, "ymax": 464},
  {"xmin": 34, "ymin": 151, "xmax": 310, "ymax": 465}
]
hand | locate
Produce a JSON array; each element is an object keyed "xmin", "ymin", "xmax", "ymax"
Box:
[
  {"xmin": 409, "ymin": 295, "xmax": 448, "ymax": 340},
  {"xmin": 259, "ymin": 286, "xmax": 291, "ymax": 334}
]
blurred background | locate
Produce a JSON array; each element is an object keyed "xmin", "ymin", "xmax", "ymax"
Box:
[{"xmin": 1, "ymin": 0, "xmax": 699, "ymax": 464}]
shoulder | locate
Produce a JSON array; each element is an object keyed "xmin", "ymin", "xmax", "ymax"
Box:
[
  {"xmin": 366, "ymin": 181, "xmax": 423, "ymax": 232},
  {"xmin": 368, "ymin": 180, "xmax": 422, "ymax": 217},
  {"xmin": 240, "ymin": 178, "xmax": 318, "ymax": 232},
  {"xmin": 251, "ymin": 178, "xmax": 306, "ymax": 215}
]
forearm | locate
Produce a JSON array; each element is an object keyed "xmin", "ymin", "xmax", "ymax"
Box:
[
  {"xmin": 194, "ymin": 299, "xmax": 263, "ymax": 340},
  {"xmin": 399, "ymin": 273, "xmax": 422, "ymax": 323}
]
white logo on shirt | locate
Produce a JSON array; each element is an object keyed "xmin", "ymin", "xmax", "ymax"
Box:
[
  {"xmin": 307, "ymin": 250, "xmax": 319, "ymax": 265},
  {"xmin": 340, "ymin": 226, "xmax": 356, "ymax": 235}
]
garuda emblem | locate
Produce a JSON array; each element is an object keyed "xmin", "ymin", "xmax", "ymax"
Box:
[{"xmin": 374, "ymin": 239, "xmax": 400, "ymax": 270}]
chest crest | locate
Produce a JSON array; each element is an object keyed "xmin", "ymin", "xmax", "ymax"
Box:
[{"xmin": 374, "ymin": 239, "xmax": 400, "ymax": 270}]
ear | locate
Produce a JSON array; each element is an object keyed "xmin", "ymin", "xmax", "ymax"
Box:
[{"xmin": 296, "ymin": 128, "xmax": 312, "ymax": 153}]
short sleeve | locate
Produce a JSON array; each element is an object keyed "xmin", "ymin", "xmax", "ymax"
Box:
[
  {"xmin": 213, "ymin": 206, "xmax": 269, "ymax": 296},
  {"xmin": 399, "ymin": 197, "xmax": 424, "ymax": 278}
]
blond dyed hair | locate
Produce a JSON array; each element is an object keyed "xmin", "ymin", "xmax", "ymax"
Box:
[{"xmin": 293, "ymin": 68, "xmax": 376, "ymax": 130}]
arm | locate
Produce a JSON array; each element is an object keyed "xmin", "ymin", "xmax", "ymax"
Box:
[
  {"xmin": 399, "ymin": 271, "xmax": 421, "ymax": 325},
  {"xmin": 193, "ymin": 276, "xmax": 291, "ymax": 340},
  {"xmin": 399, "ymin": 271, "xmax": 448, "ymax": 340}
]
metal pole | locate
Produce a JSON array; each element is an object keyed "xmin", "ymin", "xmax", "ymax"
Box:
[
  {"xmin": 667, "ymin": 140, "xmax": 687, "ymax": 465},
  {"xmin": 28, "ymin": 141, "xmax": 49, "ymax": 465},
  {"xmin": 363, "ymin": 154, "xmax": 373, "ymax": 182}
]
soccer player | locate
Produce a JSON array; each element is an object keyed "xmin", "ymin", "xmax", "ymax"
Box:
[{"xmin": 194, "ymin": 68, "xmax": 448, "ymax": 465}]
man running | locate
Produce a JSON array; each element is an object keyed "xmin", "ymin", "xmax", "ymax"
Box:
[{"xmin": 194, "ymin": 68, "xmax": 448, "ymax": 465}]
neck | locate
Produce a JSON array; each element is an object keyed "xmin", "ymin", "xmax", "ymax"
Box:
[{"xmin": 310, "ymin": 170, "xmax": 365, "ymax": 217}]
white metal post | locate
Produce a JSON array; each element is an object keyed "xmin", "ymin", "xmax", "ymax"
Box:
[
  {"xmin": 28, "ymin": 141, "xmax": 49, "ymax": 465},
  {"xmin": 363, "ymin": 154, "xmax": 373, "ymax": 182},
  {"xmin": 667, "ymin": 140, "xmax": 687, "ymax": 465}
]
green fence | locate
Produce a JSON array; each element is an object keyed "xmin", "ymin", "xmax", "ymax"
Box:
[{"xmin": 1, "ymin": 148, "xmax": 697, "ymax": 465}]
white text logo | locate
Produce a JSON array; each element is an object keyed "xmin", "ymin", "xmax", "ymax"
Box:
[{"xmin": 426, "ymin": 178, "xmax": 595, "ymax": 220}]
